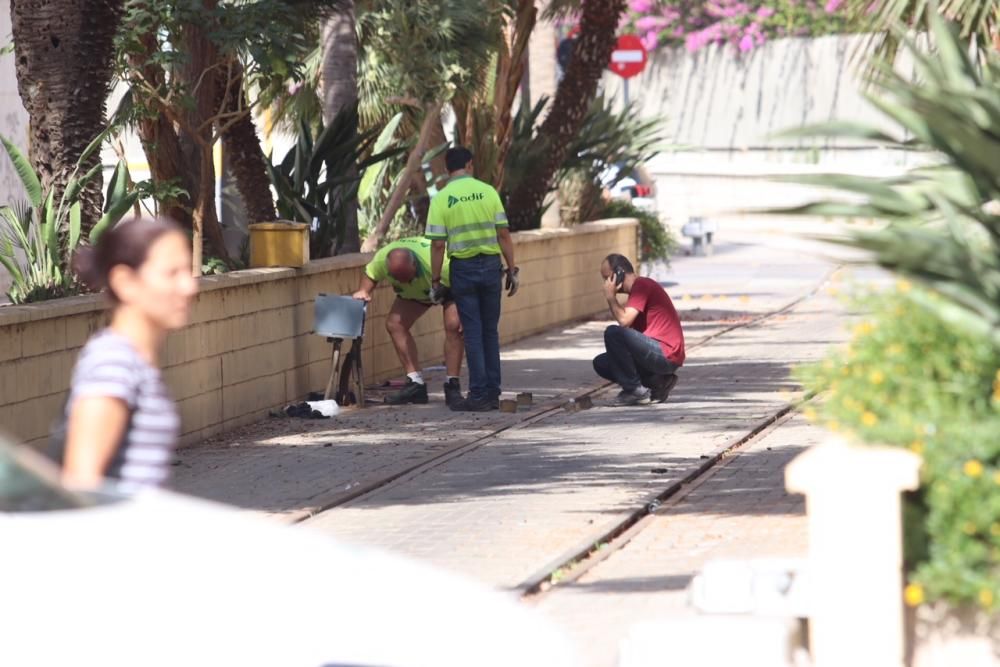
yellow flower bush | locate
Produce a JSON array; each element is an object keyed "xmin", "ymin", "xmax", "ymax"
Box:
[
  {"xmin": 979, "ymin": 589, "xmax": 994, "ymax": 609},
  {"xmin": 904, "ymin": 583, "xmax": 925, "ymax": 607},
  {"xmin": 797, "ymin": 288, "xmax": 1000, "ymax": 609}
]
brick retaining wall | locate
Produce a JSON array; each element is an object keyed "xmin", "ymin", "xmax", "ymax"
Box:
[{"xmin": 0, "ymin": 219, "xmax": 637, "ymax": 448}]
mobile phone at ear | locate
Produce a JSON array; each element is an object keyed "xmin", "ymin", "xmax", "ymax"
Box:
[{"xmin": 614, "ymin": 268, "xmax": 625, "ymax": 287}]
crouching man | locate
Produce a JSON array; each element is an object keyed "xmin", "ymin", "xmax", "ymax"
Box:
[
  {"xmin": 595, "ymin": 254, "xmax": 685, "ymax": 406},
  {"xmin": 353, "ymin": 237, "xmax": 463, "ymax": 407}
]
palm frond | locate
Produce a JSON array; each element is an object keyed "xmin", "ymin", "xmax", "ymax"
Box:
[
  {"xmin": 357, "ymin": 0, "xmax": 506, "ymax": 128},
  {"xmin": 848, "ymin": 0, "xmax": 997, "ymax": 69},
  {"xmin": 776, "ymin": 12, "xmax": 1000, "ymax": 340}
]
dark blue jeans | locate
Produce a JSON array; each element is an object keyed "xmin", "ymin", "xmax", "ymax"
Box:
[
  {"xmin": 594, "ymin": 325, "xmax": 678, "ymax": 392},
  {"xmin": 450, "ymin": 254, "xmax": 503, "ymax": 400}
]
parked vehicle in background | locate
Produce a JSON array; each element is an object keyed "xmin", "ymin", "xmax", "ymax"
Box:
[{"xmin": 601, "ymin": 163, "xmax": 656, "ymax": 212}]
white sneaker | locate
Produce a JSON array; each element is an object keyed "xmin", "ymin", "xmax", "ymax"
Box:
[{"xmin": 614, "ymin": 387, "xmax": 652, "ymax": 406}]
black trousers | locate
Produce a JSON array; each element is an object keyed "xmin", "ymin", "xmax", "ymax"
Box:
[{"xmin": 593, "ymin": 325, "xmax": 678, "ymax": 392}]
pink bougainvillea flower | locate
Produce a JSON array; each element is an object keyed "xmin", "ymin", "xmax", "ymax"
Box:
[
  {"xmin": 636, "ymin": 15, "xmax": 669, "ymax": 31},
  {"xmin": 641, "ymin": 31, "xmax": 659, "ymax": 51},
  {"xmin": 685, "ymin": 30, "xmax": 708, "ymax": 52},
  {"xmin": 756, "ymin": 6, "xmax": 775, "ymax": 18},
  {"xmin": 629, "ymin": 0, "xmax": 654, "ymax": 12},
  {"xmin": 662, "ymin": 7, "xmax": 681, "ymax": 22},
  {"xmin": 824, "ymin": 0, "xmax": 843, "ymax": 11},
  {"xmin": 738, "ymin": 34, "xmax": 754, "ymax": 51}
]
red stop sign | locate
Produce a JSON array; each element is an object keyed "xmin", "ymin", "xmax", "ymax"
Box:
[{"xmin": 609, "ymin": 34, "xmax": 648, "ymax": 80}]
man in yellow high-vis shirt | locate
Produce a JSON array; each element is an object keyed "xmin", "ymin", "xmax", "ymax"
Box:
[
  {"xmin": 352, "ymin": 237, "xmax": 464, "ymax": 407},
  {"xmin": 427, "ymin": 147, "xmax": 518, "ymax": 412}
]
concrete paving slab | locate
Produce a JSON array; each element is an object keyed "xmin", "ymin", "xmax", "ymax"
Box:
[
  {"xmin": 170, "ymin": 231, "xmax": 832, "ymax": 521},
  {"xmin": 301, "ymin": 288, "xmax": 843, "ymax": 591},
  {"xmin": 534, "ymin": 415, "xmax": 827, "ymax": 667}
]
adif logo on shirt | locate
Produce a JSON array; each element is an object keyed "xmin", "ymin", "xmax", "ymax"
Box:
[{"xmin": 447, "ymin": 192, "xmax": 485, "ymax": 208}]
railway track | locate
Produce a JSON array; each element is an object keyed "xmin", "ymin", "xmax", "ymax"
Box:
[
  {"xmin": 301, "ymin": 270, "xmax": 835, "ymax": 596},
  {"xmin": 520, "ymin": 397, "xmax": 807, "ymax": 599}
]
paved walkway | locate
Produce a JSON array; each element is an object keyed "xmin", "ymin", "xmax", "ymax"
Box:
[
  {"xmin": 169, "ymin": 225, "xmax": 856, "ymax": 665},
  {"xmin": 171, "ymin": 228, "xmax": 836, "ymax": 523},
  {"xmin": 533, "ymin": 414, "xmax": 825, "ymax": 666},
  {"xmin": 301, "ymin": 282, "xmax": 842, "ymax": 591}
]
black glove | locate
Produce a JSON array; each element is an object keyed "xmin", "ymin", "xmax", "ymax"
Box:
[
  {"xmin": 504, "ymin": 266, "xmax": 520, "ymax": 297},
  {"xmin": 429, "ymin": 282, "xmax": 448, "ymax": 305}
]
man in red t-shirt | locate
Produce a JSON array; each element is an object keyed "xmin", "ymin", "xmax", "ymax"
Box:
[{"xmin": 595, "ymin": 253, "xmax": 685, "ymax": 406}]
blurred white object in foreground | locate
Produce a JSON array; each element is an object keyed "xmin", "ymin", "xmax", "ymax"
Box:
[{"xmin": 0, "ymin": 441, "xmax": 577, "ymax": 667}]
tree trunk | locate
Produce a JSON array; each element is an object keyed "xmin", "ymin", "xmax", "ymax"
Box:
[
  {"xmin": 130, "ymin": 29, "xmax": 194, "ymax": 227},
  {"xmin": 219, "ymin": 68, "xmax": 277, "ymax": 226},
  {"xmin": 136, "ymin": 114, "xmax": 194, "ymax": 227},
  {"xmin": 449, "ymin": 0, "xmax": 534, "ymax": 192},
  {"xmin": 505, "ymin": 0, "xmax": 626, "ymax": 230},
  {"xmin": 10, "ymin": 0, "xmax": 124, "ymax": 233},
  {"xmin": 360, "ymin": 102, "xmax": 441, "ymax": 252},
  {"xmin": 425, "ymin": 115, "xmax": 449, "ymax": 180},
  {"xmin": 192, "ymin": 147, "xmax": 213, "ymax": 276},
  {"xmin": 321, "ymin": 0, "xmax": 358, "ymax": 125},
  {"xmin": 180, "ymin": 4, "xmax": 230, "ymax": 267},
  {"xmin": 494, "ymin": 0, "xmax": 536, "ymax": 190},
  {"xmin": 321, "ymin": 0, "xmax": 361, "ymax": 254}
]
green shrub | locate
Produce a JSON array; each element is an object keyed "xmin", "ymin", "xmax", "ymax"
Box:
[
  {"xmin": 0, "ymin": 134, "xmax": 138, "ymax": 304},
  {"xmin": 601, "ymin": 199, "xmax": 678, "ymax": 265},
  {"xmin": 797, "ymin": 286, "xmax": 1000, "ymax": 610},
  {"xmin": 503, "ymin": 94, "xmax": 665, "ymax": 230},
  {"xmin": 267, "ymin": 104, "xmax": 404, "ymax": 258}
]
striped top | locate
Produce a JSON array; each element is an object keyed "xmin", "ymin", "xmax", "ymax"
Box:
[
  {"xmin": 425, "ymin": 175, "xmax": 508, "ymax": 259},
  {"xmin": 67, "ymin": 330, "xmax": 179, "ymax": 491}
]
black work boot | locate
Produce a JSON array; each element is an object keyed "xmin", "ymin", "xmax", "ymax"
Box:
[
  {"xmin": 444, "ymin": 378, "xmax": 462, "ymax": 408},
  {"xmin": 450, "ymin": 395, "xmax": 493, "ymax": 412},
  {"xmin": 385, "ymin": 379, "xmax": 429, "ymax": 405},
  {"xmin": 649, "ymin": 374, "xmax": 679, "ymax": 403}
]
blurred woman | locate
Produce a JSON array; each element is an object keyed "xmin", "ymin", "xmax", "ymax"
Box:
[{"xmin": 58, "ymin": 217, "xmax": 197, "ymax": 491}]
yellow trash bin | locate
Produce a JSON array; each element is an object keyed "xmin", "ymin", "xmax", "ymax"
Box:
[{"xmin": 249, "ymin": 221, "xmax": 310, "ymax": 268}]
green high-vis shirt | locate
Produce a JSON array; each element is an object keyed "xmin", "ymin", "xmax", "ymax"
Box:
[
  {"xmin": 365, "ymin": 237, "xmax": 450, "ymax": 304},
  {"xmin": 425, "ymin": 175, "xmax": 508, "ymax": 259}
]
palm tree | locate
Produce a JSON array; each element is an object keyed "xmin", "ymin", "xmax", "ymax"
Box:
[
  {"xmin": 321, "ymin": 1, "xmax": 358, "ymax": 124},
  {"xmin": 10, "ymin": 0, "xmax": 124, "ymax": 234},
  {"xmin": 355, "ymin": 0, "xmax": 503, "ymax": 252},
  {"xmin": 452, "ymin": 0, "xmax": 537, "ymax": 191},
  {"xmin": 321, "ymin": 0, "xmax": 362, "ymax": 252},
  {"xmin": 848, "ymin": 0, "xmax": 998, "ymax": 63},
  {"xmin": 781, "ymin": 14, "xmax": 1000, "ymax": 342},
  {"xmin": 505, "ymin": 0, "xmax": 627, "ymax": 230},
  {"xmin": 220, "ymin": 68, "xmax": 278, "ymax": 227}
]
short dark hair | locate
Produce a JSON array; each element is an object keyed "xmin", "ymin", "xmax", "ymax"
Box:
[
  {"xmin": 445, "ymin": 147, "xmax": 474, "ymax": 172},
  {"xmin": 604, "ymin": 253, "xmax": 635, "ymax": 275}
]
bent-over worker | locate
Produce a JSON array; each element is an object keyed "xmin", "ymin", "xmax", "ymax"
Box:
[{"xmin": 353, "ymin": 237, "xmax": 464, "ymax": 406}]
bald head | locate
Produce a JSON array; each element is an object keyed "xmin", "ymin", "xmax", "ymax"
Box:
[{"xmin": 386, "ymin": 248, "xmax": 418, "ymax": 283}]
